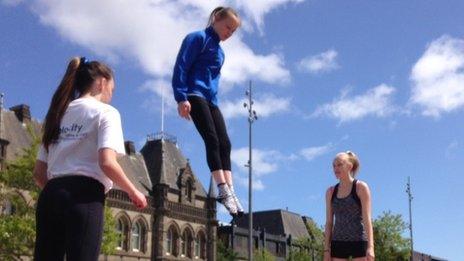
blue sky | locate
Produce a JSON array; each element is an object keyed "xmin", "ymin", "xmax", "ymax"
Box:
[{"xmin": 1, "ymin": 0, "xmax": 463, "ymax": 259}]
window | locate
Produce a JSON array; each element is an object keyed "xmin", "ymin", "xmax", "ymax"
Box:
[
  {"xmin": 195, "ymin": 231, "xmax": 206, "ymax": 259},
  {"xmin": 181, "ymin": 229, "xmax": 193, "ymax": 258},
  {"xmin": 1, "ymin": 200, "xmax": 13, "ymax": 215},
  {"xmin": 167, "ymin": 228, "xmax": 173, "ymax": 254},
  {"xmin": 194, "ymin": 237, "xmax": 200, "ymax": 258},
  {"xmin": 181, "ymin": 234, "xmax": 186, "ymax": 257},
  {"xmin": 131, "ymin": 222, "xmax": 141, "ymax": 252},
  {"xmin": 186, "ymin": 179, "xmax": 194, "ymax": 202},
  {"xmin": 166, "ymin": 225, "xmax": 179, "ymax": 256},
  {"xmin": 115, "ymin": 217, "xmax": 129, "ymax": 251}
]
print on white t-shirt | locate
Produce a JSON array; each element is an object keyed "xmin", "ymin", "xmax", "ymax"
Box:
[{"xmin": 38, "ymin": 97, "xmax": 125, "ymax": 193}]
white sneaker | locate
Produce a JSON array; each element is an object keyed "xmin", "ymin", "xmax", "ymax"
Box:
[
  {"xmin": 217, "ymin": 185, "xmax": 238, "ymax": 215},
  {"xmin": 230, "ymin": 187, "xmax": 244, "ymax": 216}
]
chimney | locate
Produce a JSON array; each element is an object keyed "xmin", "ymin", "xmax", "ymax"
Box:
[
  {"xmin": 124, "ymin": 140, "xmax": 136, "ymax": 155},
  {"xmin": 9, "ymin": 104, "xmax": 31, "ymax": 123}
]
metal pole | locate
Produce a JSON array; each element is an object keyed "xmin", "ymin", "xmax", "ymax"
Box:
[
  {"xmin": 406, "ymin": 176, "xmax": 414, "ymax": 261},
  {"xmin": 244, "ymin": 80, "xmax": 257, "ymax": 261},
  {"xmin": 161, "ymin": 86, "xmax": 165, "ymax": 133}
]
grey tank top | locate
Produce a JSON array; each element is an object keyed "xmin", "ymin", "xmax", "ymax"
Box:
[{"xmin": 331, "ymin": 179, "xmax": 367, "ymax": 241}]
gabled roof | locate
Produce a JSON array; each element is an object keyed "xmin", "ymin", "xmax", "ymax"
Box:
[
  {"xmin": 140, "ymin": 139, "xmax": 207, "ymax": 197},
  {"xmin": 116, "ymin": 153, "xmax": 153, "ymax": 195},
  {"xmin": 0, "ymin": 109, "xmax": 41, "ymax": 162},
  {"xmin": 234, "ymin": 209, "xmax": 310, "ymax": 239}
]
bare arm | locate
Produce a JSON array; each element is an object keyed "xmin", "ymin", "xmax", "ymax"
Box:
[
  {"xmin": 358, "ymin": 181, "xmax": 375, "ymax": 260},
  {"xmin": 99, "ymin": 148, "xmax": 147, "ymax": 209},
  {"xmin": 324, "ymin": 187, "xmax": 334, "ymax": 259},
  {"xmin": 33, "ymin": 160, "xmax": 48, "ymax": 189}
]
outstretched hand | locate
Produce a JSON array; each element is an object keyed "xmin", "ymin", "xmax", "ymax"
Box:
[
  {"xmin": 129, "ymin": 189, "xmax": 148, "ymax": 209},
  {"xmin": 178, "ymin": 101, "xmax": 191, "ymax": 121}
]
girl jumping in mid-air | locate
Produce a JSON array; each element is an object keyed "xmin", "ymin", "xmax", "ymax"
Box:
[{"xmin": 172, "ymin": 7, "xmax": 243, "ymax": 216}]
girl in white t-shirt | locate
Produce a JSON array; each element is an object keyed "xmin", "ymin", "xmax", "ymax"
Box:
[{"xmin": 33, "ymin": 57, "xmax": 147, "ymax": 261}]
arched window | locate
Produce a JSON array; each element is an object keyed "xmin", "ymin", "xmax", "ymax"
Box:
[
  {"xmin": 194, "ymin": 237, "xmax": 200, "ymax": 258},
  {"xmin": 167, "ymin": 228, "xmax": 173, "ymax": 254},
  {"xmin": 181, "ymin": 229, "xmax": 193, "ymax": 258},
  {"xmin": 131, "ymin": 222, "xmax": 141, "ymax": 252},
  {"xmin": 115, "ymin": 216, "xmax": 129, "ymax": 251},
  {"xmin": 0, "ymin": 200, "xmax": 14, "ymax": 215},
  {"xmin": 198, "ymin": 231, "xmax": 206, "ymax": 259},
  {"xmin": 166, "ymin": 225, "xmax": 179, "ymax": 256},
  {"xmin": 131, "ymin": 219, "xmax": 147, "ymax": 253}
]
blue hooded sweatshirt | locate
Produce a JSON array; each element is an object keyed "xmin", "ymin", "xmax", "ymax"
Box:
[{"xmin": 172, "ymin": 26, "xmax": 224, "ymax": 106}]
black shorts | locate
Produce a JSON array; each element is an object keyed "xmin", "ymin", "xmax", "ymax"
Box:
[{"xmin": 331, "ymin": 240, "xmax": 367, "ymax": 258}]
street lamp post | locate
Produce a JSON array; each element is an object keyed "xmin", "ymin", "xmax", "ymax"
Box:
[
  {"xmin": 406, "ymin": 176, "xmax": 414, "ymax": 261},
  {"xmin": 244, "ymin": 81, "xmax": 257, "ymax": 261}
]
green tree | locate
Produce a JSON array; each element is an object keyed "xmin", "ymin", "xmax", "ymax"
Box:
[
  {"xmin": 303, "ymin": 217, "xmax": 325, "ymax": 260},
  {"xmin": 373, "ymin": 211, "xmax": 411, "ymax": 261},
  {"xmin": 217, "ymin": 240, "xmax": 240, "ymax": 261},
  {"xmin": 0, "ymin": 126, "xmax": 40, "ymax": 260},
  {"xmin": 287, "ymin": 246, "xmax": 312, "ymax": 261},
  {"xmin": 101, "ymin": 206, "xmax": 119, "ymax": 255},
  {"xmin": 254, "ymin": 248, "xmax": 275, "ymax": 261}
]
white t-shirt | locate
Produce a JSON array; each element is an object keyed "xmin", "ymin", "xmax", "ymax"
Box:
[{"xmin": 38, "ymin": 97, "xmax": 125, "ymax": 193}]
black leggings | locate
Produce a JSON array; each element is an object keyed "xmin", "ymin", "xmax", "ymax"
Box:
[
  {"xmin": 188, "ymin": 95, "xmax": 231, "ymax": 172},
  {"xmin": 331, "ymin": 240, "xmax": 367, "ymax": 258},
  {"xmin": 34, "ymin": 175, "xmax": 105, "ymax": 261}
]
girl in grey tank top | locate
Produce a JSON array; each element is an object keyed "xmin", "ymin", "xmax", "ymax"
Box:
[
  {"xmin": 324, "ymin": 151, "xmax": 375, "ymax": 261},
  {"xmin": 331, "ymin": 179, "xmax": 367, "ymax": 241}
]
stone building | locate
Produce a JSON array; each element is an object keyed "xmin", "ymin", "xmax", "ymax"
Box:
[
  {"xmin": 218, "ymin": 209, "xmax": 312, "ymax": 260},
  {"xmin": 0, "ymin": 103, "xmax": 218, "ymax": 261},
  {"xmin": 413, "ymin": 251, "xmax": 447, "ymax": 261}
]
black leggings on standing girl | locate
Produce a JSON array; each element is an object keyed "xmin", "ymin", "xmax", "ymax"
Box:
[
  {"xmin": 34, "ymin": 176, "xmax": 105, "ymax": 261},
  {"xmin": 188, "ymin": 95, "xmax": 231, "ymax": 172}
]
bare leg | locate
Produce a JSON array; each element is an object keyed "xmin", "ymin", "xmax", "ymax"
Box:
[
  {"xmin": 223, "ymin": 170, "xmax": 233, "ymax": 186},
  {"xmin": 212, "ymin": 169, "xmax": 226, "ymax": 185}
]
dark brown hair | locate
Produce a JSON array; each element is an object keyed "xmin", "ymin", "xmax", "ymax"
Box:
[
  {"xmin": 207, "ymin": 6, "xmax": 240, "ymax": 26},
  {"xmin": 42, "ymin": 57, "xmax": 113, "ymax": 151}
]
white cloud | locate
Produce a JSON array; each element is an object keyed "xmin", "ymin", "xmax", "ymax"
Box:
[
  {"xmin": 300, "ymin": 143, "xmax": 334, "ymax": 161},
  {"xmin": 236, "ymin": 176, "xmax": 265, "ymax": 191},
  {"xmin": 233, "ymin": 0, "xmax": 305, "ymax": 33},
  {"xmin": 446, "ymin": 140, "xmax": 459, "ymax": 155},
  {"xmin": 221, "ymin": 94, "xmax": 291, "ymax": 119},
  {"xmin": 410, "ymin": 35, "xmax": 464, "ymax": 117},
  {"xmin": 139, "ymin": 79, "xmax": 177, "ymax": 114},
  {"xmin": 298, "ymin": 49, "xmax": 339, "ymax": 74},
  {"xmin": 231, "ymin": 148, "xmax": 282, "ymax": 177},
  {"xmin": 231, "ymin": 147, "xmax": 294, "ymax": 190},
  {"xmin": 221, "ymin": 37, "xmax": 290, "ymax": 86},
  {"xmin": 312, "ymin": 84, "xmax": 396, "ymax": 122},
  {"xmin": 29, "ymin": 0, "xmax": 294, "ymax": 89}
]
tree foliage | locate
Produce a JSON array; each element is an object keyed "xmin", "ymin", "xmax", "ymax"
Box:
[
  {"xmin": 254, "ymin": 249, "xmax": 276, "ymax": 261},
  {"xmin": 217, "ymin": 240, "xmax": 240, "ymax": 261},
  {"xmin": 373, "ymin": 211, "xmax": 411, "ymax": 261}
]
